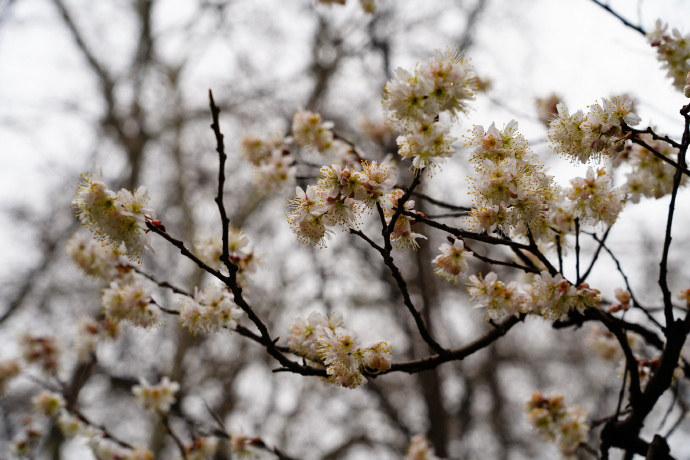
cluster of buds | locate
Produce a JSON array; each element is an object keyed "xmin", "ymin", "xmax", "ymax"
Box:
[
  {"xmin": 526, "ymin": 392, "xmax": 589, "ymax": 459},
  {"xmin": 548, "ymin": 97, "xmax": 640, "ymax": 164},
  {"xmin": 383, "ymin": 47, "xmax": 476, "ymax": 171},
  {"xmin": 608, "ymin": 288, "xmax": 632, "ymax": 313},
  {"xmin": 132, "ymin": 377, "xmax": 180, "ymax": 414},
  {"xmin": 648, "ymin": 21, "xmax": 690, "ymax": 92},
  {"xmin": 73, "ymin": 175, "xmax": 155, "ymax": 261},
  {"xmin": 241, "ymin": 133, "xmax": 295, "ymax": 190},
  {"xmin": 288, "ymin": 311, "xmax": 392, "ymax": 388},
  {"xmin": 20, "ymin": 333, "xmax": 61, "ymax": 374},
  {"xmin": 178, "ymin": 284, "xmax": 243, "ymax": 335}
]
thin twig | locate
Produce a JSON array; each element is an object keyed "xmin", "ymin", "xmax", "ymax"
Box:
[
  {"xmin": 350, "ymin": 227, "xmax": 447, "ymax": 355},
  {"xmin": 208, "ymin": 90, "xmax": 234, "ymax": 274},
  {"xmin": 462, "ymin": 241, "xmax": 539, "ymax": 274},
  {"xmin": 130, "ymin": 264, "xmax": 192, "ymax": 297},
  {"xmin": 575, "ymin": 218, "xmax": 581, "ymax": 284},
  {"xmin": 162, "ymin": 416, "xmax": 188, "ymax": 460},
  {"xmin": 590, "ymin": 0, "xmax": 646, "ymax": 35},
  {"xmin": 386, "ymin": 315, "xmax": 524, "ymax": 374},
  {"xmin": 146, "ymin": 223, "xmax": 326, "ymax": 378},
  {"xmin": 658, "ymin": 114, "xmax": 690, "ymax": 331},
  {"xmin": 411, "ymin": 191, "xmax": 471, "ymax": 212},
  {"xmin": 591, "ymin": 232, "xmax": 664, "ymax": 332},
  {"xmin": 580, "ymin": 226, "xmax": 611, "ymax": 283}
]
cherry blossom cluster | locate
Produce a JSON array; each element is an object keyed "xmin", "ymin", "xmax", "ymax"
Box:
[
  {"xmin": 466, "ymin": 120, "xmax": 557, "ymax": 239},
  {"xmin": 288, "ymin": 311, "xmax": 392, "ymax": 388},
  {"xmin": 67, "ymin": 230, "xmax": 168, "ymax": 330},
  {"xmin": 405, "ymin": 434, "xmax": 440, "ymax": 460},
  {"xmin": 20, "ymin": 333, "xmax": 61, "ymax": 374},
  {"xmin": 132, "ymin": 376, "xmax": 180, "ymax": 413},
  {"xmin": 288, "ymin": 311, "xmax": 344, "ymax": 361},
  {"xmin": 102, "ymin": 274, "xmax": 159, "ymax": 328},
  {"xmin": 608, "ymin": 288, "xmax": 632, "ymax": 314},
  {"xmin": 548, "ymin": 97, "xmax": 641, "ymax": 163},
  {"xmin": 178, "ymin": 284, "xmax": 243, "ymax": 334},
  {"xmin": 648, "ymin": 21, "xmax": 690, "ymax": 92},
  {"xmin": 586, "ymin": 325, "xmax": 625, "ymax": 361},
  {"xmin": 467, "ymin": 271, "xmax": 600, "ymax": 322},
  {"xmin": 566, "ymin": 167, "xmax": 625, "ymax": 227},
  {"xmin": 32, "ymin": 390, "xmax": 65, "ymax": 418},
  {"xmin": 66, "ymin": 231, "xmax": 126, "ymax": 279},
  {"xmin": 431, "ymin": 239, "xmax": 473, "ymax": 284},
  {"xmin": 544, "ymin": 168, "xmax": 624, "ymax": 241},
  {"xmin": 467, "ymin": 272, "xmax": 527, "ymax": 321},
  {"xmin": 383, "ymin": 48, "xmax": 476, "ymax": 170},
  {"xmin": 194, "ymin": 228, "xmax": 257, "ymax": 285},
  {"xmin": 615, "ymin": 133, "xmax": 686, "ymax": 202},
  {"xmin": 73, "ymin": 174, "xmax": 155, "ymax": 261},
  {"xmin": 526, "ymin": 392, "xmax": 590, "ymax": 459},
  {"xmin": 292, "ymin": 109, "xmax": 351, "ymax": 157},
  {"xmin": 286, "ymin": 160, "xmax": 396, "ymax": 247},
  {"xmin": 241, "ymin": 132, "xmax": 295, "ymax": 190}
]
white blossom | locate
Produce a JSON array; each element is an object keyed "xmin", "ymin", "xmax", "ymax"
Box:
[
  {"xmin": 102, "ymin": 274, "xmax": 159, "ymax": 328},
  {"xmin": 132, "ymin": 377, "xmax": 180, "ymax": 413}
]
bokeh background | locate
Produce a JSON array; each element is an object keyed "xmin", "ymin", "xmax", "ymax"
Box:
[{"xmin": 1, "ymin": 0, "xmax": 690, "ymax": 458}]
